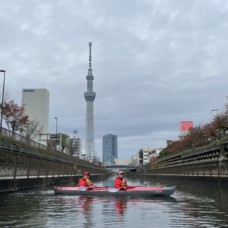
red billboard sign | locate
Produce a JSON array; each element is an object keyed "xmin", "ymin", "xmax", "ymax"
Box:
[{"xmin": 179, "ymin": 121, "xmax": 193, "ymax": 131}]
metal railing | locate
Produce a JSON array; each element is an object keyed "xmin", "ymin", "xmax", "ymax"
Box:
[
  {"xmin": 0, "ymin": 127, "xmax": 105, "ymax": 175},
  {"xmin": 1, "ymin": 127, "xmax": 50, "ymax": 151}
]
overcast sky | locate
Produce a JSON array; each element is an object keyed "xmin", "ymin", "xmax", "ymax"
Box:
[{"xmin": 1, "ymin": 0, "xmax": 228, "ymax": 160}]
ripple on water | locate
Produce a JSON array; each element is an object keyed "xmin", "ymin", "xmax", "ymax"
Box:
[{"xmin": 1, "ymin": 182, "xmax": 228, "ymax": 227}]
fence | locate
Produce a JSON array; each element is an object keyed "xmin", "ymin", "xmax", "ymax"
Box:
[{"xmin": 0, "ymin": 127, "xmax": 105, "ymax": 178}]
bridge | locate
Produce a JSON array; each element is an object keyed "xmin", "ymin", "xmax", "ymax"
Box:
[{"xmin": 105, "ymin": 164, "xmax": 145, "ymax": 172}]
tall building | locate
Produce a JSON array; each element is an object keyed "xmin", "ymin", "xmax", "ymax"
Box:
[
  {"xmin": 84, "ymin": 42, "xmax": 96, "ymax": 161},
  {"xmin": 22, "ymin": 88, "xmax": 49, "ymax": 134},
  {"xmin": 103, "ymin": 134, "xmax": 118, "ymax": 165}
]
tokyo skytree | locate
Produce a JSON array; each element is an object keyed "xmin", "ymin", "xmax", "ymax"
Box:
[{"xmin": 84, "ymin": 42, "xmax": 96, "ymax": 161}]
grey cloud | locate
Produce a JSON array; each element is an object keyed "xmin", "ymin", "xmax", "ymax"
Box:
[{"xmin": 1, "ymin": 0, "xmax": 228, "ymax": 159}]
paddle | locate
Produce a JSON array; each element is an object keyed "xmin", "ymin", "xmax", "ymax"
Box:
[
  {"xmin": 108, "ymin": 188, "xmax": 120, "ymax": 193},
  {"xmin": 79, "ymin": 186, "xmax": 88, "ymax": 191}
]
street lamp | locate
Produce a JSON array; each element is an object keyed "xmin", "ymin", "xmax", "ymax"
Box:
[
  {"xmin": 211, "ymin": 109, "xmax": 219, "ymax": 117},
  {"xmin": 0, "ymin": 70, "xmax": 6, "ymax": 130},
  {"xmin": 54, "ymin": 117, "xmax": 58, "ymax": 149}
]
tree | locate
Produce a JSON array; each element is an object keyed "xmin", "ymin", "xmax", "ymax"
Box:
[
  {"xmin": 160, "ymin": 100, "xmax": 228, "ymax": 157},
  {"xmin": 61, "ymin": 133, "xmax": 69, "ymax": 152},
  {"xmin": 69, "ymin": 137, "xmax": 81, "ymax": 156},
  {"xmin": 21, "ymin": 119, "xmax": 43, "ymax": 140},
  {"xmin": 2, "ymin": 100, "xmax": 28, "ymax": 132}
]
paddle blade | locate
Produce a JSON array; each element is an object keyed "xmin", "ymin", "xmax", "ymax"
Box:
[
  {"xmin": 108, "ymin": 188, "xmax": 119, "ymax": 193},
  {"xmin": 79, "ymin": 186, "xmax": 88, "ymax": 191}
]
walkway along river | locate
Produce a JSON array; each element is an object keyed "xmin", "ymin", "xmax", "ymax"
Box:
[{"xmin": 0, "ymin": 175, "xmax": 228, "ymax": 227}]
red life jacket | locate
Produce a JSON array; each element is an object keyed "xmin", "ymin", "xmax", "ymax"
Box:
[
  {"xmin": 114, "ymin": 176, "xmax": 128, "ymax": 189},
  {"xmin": 78, "ymin": 178, "xmax": 93, "ymax": 187}
]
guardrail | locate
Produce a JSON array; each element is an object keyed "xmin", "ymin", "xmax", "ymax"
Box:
[
  {"xmin": 0, "ymin": 127, "xmax": 48, "ymax": 150},
  {"xmin": 0, "ymin": 147, "xmax": 74, "ymax": 179},
  {"xmin": 0, "ymin": 128, "xmax": 106, "ymax": 178}
]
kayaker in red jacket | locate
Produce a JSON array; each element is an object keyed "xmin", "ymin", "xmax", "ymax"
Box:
[
  {"xmin": 114, "ymin": 170, "xmax": 129, "ymax": 190},
  {"xmin": 78, "ymin": 171, "xmax": 93, "ymax": 189}
]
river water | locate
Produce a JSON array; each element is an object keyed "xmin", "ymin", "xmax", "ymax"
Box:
[{"xmin": 0, "ymin": 175, "xmax": 228, "ymax": 228}]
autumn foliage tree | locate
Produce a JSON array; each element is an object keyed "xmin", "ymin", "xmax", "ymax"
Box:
[
  {"xmin": 2, "ymin": 100, "xmax": 29, "ymax": 132},
  {"xmin": 160, "ymin": 104, "xmax": 228, "ymax": 156}
]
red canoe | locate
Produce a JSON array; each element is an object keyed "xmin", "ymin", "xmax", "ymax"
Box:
[{"xmin": 53, "ymin": 186, "xmax": 176, "ymax": 197}]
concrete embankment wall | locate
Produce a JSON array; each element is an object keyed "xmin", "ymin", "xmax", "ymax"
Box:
[
  {"xmin": 0, "ymin": 176, "xmax": 75, "ymax": 193},
  {"xmin": 0, "ymin": 138, "xmax": 108, "ymax": 193},
  {"xmin": 137, "ymin": 142, "xmax": 228, "ymax": 183},
  {"xmin": 146, "ymin": 174, "xmax": 228, "ymax": 185},
  {"xmin": 0, "ymin": 174, "xmax": 106, "ymax": 194},
  {"xmin": 129, "ymin": 171, "xmax": 228, "ymax": 187}
]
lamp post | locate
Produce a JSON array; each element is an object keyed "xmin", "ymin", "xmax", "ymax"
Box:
[
  {"xmin": 211, "ymin": 109, "xmax": 219, "ymax": 117},
  {"xmin": 54, "ymin": 117, "xmax": 58, "ymax": 150},
  {"xmin": 0, "ymin": 70, "xmax": 6, "ymax": 130},
  {"xmin": 225, "ymin": 95, "xmax": 228, "ymax": 103}
]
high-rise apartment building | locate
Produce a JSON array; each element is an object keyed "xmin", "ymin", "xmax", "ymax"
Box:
[
  {"xmin": 102, "ymin": 134, "xmax": 118, "ymax": 165},
  {"xmin": 84, "ymin": 42, "xmax": 96, "ymax": 161},
  {"xmin": 22, "ymin": 88, "xmax": 49, "ymax": 134}
]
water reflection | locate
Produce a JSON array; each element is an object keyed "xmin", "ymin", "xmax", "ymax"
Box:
[
  {"xmin": 77, "ymin": 196, "xmax": 128, "ymax": 219},
  {"xmin": 114, "ymin": 198, "xmax": 127, "ymax": 216},
  {"xmin": 142, "ymin": 176, "xmax": 228, "ymax": 227},
  {"xmin": 79, "ymin": 195, "xmax": 177, "ymax": 223},
  {"xmin": 1, "ymin": 176, "xmax": 228, "ymax": 227},
  {"xmin": 78, "ymin": 196, "xmax": 94, "ymax": 212}
]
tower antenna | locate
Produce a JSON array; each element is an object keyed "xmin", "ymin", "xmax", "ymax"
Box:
[{"xmin": 89, "ymin": 42, "xmax": 92, "ymax": 69}]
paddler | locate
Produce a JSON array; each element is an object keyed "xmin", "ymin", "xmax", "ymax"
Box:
[
  {"xmin": 114, "ymin": 170, "xmax": 129, "ymax": 190},
  {"xmin": 78, "ymin": 171, "xmax": 93, "ymax": 189}
]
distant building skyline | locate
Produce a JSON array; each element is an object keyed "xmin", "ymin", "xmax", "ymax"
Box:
[
  {"xmin": 138, "ymin": 147, "xmax": 162, "ymax": 165},
  {"xmin": 103, "ymin": 134, "xmax": 118, "ymax": 165}
]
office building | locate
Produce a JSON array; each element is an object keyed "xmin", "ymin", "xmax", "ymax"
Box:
[
  {"xmin": 103, "ymin": 134, "xmax": 118, "ymax": 165},
  {"xmin": 22, "ymin": 88, "xmax": 49, "ymax": 134}
]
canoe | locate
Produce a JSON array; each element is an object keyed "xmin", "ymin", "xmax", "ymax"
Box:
[{"xmin": 53, "ymin": 186, "xmax": 176, "ymax": 197}]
